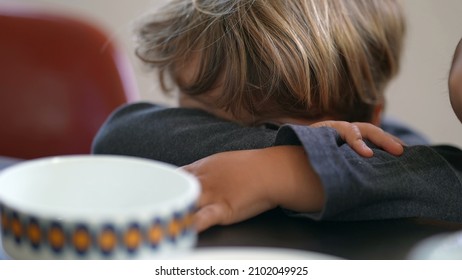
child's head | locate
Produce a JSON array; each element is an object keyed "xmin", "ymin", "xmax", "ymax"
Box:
[{"xmin": 136, "ymin": 0, "xmax": 406, "ymax": 124}]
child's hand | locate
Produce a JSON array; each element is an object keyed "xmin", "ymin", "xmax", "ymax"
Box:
[
  {"xmin": 183, "ymin": 146, "xmax": 323, "ymax": 232},
  {"xmin": 310, "ymin": 121, "xmax": 404, "ymax": 157}
]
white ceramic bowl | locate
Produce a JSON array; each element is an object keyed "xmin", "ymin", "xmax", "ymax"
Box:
[{"xmin": 0, "ymin": 155, "xmax": 200, "ymax": 259}]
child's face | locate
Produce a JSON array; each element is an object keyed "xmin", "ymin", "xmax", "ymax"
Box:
[{"xmin": 449, "ymin": 39, "xmax": 462, "ymax": 123}]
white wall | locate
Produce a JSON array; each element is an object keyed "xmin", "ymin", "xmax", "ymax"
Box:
[{"xmin": 13, "ymin": 0, "xmax": 462, "ymax": 147}]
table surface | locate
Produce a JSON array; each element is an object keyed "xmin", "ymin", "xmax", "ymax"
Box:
[
  {"xmin": 1, "ymin": 156, "xmax": 462, "ymax": 260},
  {"xmin": 198, "ymin": 209, "xmax": 462, "ymax": 259}
]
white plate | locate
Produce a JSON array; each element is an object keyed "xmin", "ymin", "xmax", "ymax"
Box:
[
  {"xmin": 408, "ymin": 231, "xmax": 462, "ymax": 259},
  {"xmin": 177, "ymin": 247, "xmax": 341, "ymax": 260}
]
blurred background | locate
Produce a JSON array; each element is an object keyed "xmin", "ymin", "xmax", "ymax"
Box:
[{"xmin": 11, "ymin": 0, "xmax": 462, "ymax": 147}]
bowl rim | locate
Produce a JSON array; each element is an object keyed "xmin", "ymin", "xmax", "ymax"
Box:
[{"xmin": 0, "ymin": 155, "xmax": 200, "ymax": 222}]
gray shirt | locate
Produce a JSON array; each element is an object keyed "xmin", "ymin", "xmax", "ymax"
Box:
[{"xmin": 92, "ymin": 102, "xmax": 462, "ymax": 222}]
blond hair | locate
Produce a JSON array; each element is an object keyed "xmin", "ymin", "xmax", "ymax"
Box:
[{"xmin": 136, "ymin": 0, "xmax": 406, "ymax": 123}]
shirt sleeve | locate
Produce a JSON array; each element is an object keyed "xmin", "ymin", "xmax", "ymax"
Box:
[
  {"xmin": 92, "ymin": 102, "xmax": 277, "ymax": 166},
  {"xmin": 275, "ymin": 124, "xmax": 462, "ymax": 223}
]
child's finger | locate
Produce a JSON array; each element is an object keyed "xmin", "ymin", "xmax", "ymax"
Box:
[
  {"xmin": 193, "ymin": 203, "xmax": 227, "ymax": 232},
  {"xmin": 349, "ymin": 138, "xmax": 374, "ymax": 158},
  {"xmin": 377, "ymin": 134, "xmax": 404, "ymax": 156},
  {"xmin": 339, "ymin": 123, "xmax": 374, "ymax": 157},
  {"xmin": 313, "ymin": 121, "xmax": 374, "ymax": 157},
  {"xmin": 353, "ymin": 123, "xmax": 404, "ymax": 156}
]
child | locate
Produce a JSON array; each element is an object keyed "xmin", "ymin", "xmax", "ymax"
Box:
[
  {"xmin": 93, "ymin": 0, "xmax": 462, "ymax": 231},
  {"xmin": 184, "ymin": 38, "xmax": 462, "ymax": 231}
]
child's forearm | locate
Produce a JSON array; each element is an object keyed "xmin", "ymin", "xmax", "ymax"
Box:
[{"xmin": 263, "ymin": 146, "xmax": 324, "ymax": 213}]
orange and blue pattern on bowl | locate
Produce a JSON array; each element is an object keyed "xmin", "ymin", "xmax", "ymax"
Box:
[{"xmin": 0, "ymin": 203, "xmax": 196, "ymax": 259}]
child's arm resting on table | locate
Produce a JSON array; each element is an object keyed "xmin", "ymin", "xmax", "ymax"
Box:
[{"xmin": 185, "ymin": 121, "xmax": 404, "ymax": 232}]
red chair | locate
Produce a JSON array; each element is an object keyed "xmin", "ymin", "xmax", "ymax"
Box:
[{"xmin": 0, "ymin": 3, "xmax": 139, "ymax": 159}]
